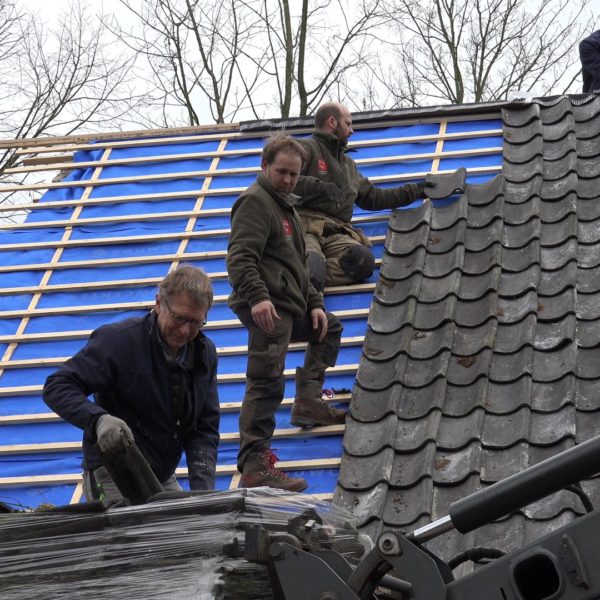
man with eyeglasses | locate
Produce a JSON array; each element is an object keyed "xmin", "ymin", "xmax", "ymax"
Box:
[{"xmin": 43, "ymin": 265, "xmax": 220, "ymax": 504}]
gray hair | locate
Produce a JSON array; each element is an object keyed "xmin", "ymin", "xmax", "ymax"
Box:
[{"xmin": 158, "ymin": 264, "xmax": 214, "ymax": 309}]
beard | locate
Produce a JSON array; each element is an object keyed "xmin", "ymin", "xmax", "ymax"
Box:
[{"xmin": 333, "ymin": 124, "xmax": 348, "ymax": 144}]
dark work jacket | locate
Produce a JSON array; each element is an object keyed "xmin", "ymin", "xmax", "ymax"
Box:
[
  {"xmin": 43, "ymin": 312, "xmax": 220, "ymax": 489},
  {"xmin": 580, "ymin": 30, "xmax": 600, "ymax": 93},
  {"xmin": 293, "ymin": 130, "xmax": 423, "ymax": 223},
  {"xmin": 227, "ymin": 173, "xmax": 324, "ymax": 318}
]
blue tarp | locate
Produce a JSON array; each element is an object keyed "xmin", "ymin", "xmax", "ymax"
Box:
[{"xmin": 0, "ymin": 117, "xmax": 503, "ymax": 509}]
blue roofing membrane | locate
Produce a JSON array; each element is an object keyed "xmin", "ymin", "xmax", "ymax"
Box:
[{"xmin": 0, "ymin": 115, "xmax": 502, "ymax": 509}]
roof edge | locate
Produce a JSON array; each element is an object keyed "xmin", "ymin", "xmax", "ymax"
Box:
[
  {"xmin": 240, "ymin": 93, "xmax": 600, "ymax": 132},
  {"xmin": 2, "ymin": 92, "xmax": 597, "ymax": 149},
  {"xmin": 0, "ymin": 122, "xmax": 241, "ymax": 150}
]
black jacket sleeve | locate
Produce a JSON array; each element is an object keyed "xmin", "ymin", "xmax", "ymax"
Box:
[
  {"xmin": 184, "ymin": 345, "xmax": 220, "ymax": 490},
  {"xmin": 42, "ymin": 326, "xmax": 117, "ymax": 439}
]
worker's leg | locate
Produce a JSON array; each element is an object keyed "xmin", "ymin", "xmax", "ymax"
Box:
[
  {"xmin": 235, "ymin": 307, "xmax": 308, "ymax": 491},
  {"xmin": 236, "ymin": 306, "xmax": 291, "ymax": 470},
  {"xmin": 82, "ymin": 466, "xmax": 126, "ymax": 505},
  {"xmin": 161, "ymin": 474, "xmax": 183, "ymax": 492},
  {"xmin": 289, "ymin": 311, "xmax": 346, "ymax": 427},
  {"xmin": 83, "ymin": 467, "xmax": 182, "ymax": 504},
  {"xmin": 304, "ymin": 232, "xmax": 328, "ymax": 292},
  {"xmin": 322, "ymin": 233, "xmax": 375, "ymax": 286}
]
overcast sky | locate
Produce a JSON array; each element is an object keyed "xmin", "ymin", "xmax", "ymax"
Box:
[{"xmin": 22, "ymin": 0, "xmax": 600, "ymax": 127}]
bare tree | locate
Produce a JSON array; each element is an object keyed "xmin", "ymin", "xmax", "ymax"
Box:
[
  {"xmin": 114, "ymin": 0, "xmax": 387, "ymax": 124},
  {"xmin": 345, "ymin": 44, "xmax": 421, "ymax": 112},
  {"xmin": 361, "ymin": 0, "xmax": 596, "ymax": 108},
  {"xmin": 112, "ymin": 0, "xmax": 265, "ymax": 126},
  {"xmin": 0, "ymin": 0, "xmax": 142, "ymax": 211},
  {"xmin": 239, "ymin": 0, "xmax": 388, "ymax": 118}
]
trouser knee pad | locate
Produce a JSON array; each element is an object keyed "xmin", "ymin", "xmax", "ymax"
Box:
[
  {"xmin": 339, "ymin": 245, "xmax": 375, "ymax": 282},
  {"xmin": 306, "ymin": 251, "xmax": 327, "ymax": 292}
]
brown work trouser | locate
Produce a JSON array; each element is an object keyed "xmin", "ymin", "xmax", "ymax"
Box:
[
  {"xmin": 235, "ymin": 306, "xmax": 342, "ymax": 471},
  {"xmin": 299, "ymin": 212, "xmax": 371, "ymax": 287}
]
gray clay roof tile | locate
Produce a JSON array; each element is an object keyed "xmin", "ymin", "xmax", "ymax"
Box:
[
  {"xmin": 335, "ymin": 95, "xmax": 600, "ymax": 566},
  {"xmin": 443, "ymin": 379, "xmax": 489, "ymax": 416}
]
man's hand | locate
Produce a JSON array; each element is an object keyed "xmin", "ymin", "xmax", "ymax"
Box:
[
  {"xmin": 96, "ymin": 414, "xmax": 134, "ymax": 454},
  {"xmin": 310, "ymin": 308, "xmax": 328, "ymax": 342},
  {"xmin": 251, "ymin": 300, "xmax": 281, "ymax": 333}
]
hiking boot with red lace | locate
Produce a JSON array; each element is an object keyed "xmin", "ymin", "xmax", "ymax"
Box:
[{"xmin": 240, "ymin": 450, "xmax": 308, "ymax": 492}]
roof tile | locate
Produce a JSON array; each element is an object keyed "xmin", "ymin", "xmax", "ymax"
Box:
[
  {"xmin": 455, "ymin": 293, "xmax": 497, "ymax": 327},
  {"xmin": 447, "ymin": 349, "xmax": 492, "ymax": 386},
  {"xmin": 453, "ymin": 320, "xmax": 496, "ymax": 354},
  {"xmin": 444, "ymin": 379, "xmax": 489, "ymax": 416},
  {"xmin": 486, "ymin": 377, "xmax": 532, "ymax": 414},
  {"xmin": 382, "ymin": 480, "xmax": 434, "ymax": 526},
  {"xmin": 495, "ymin": 316, "xmax": 535, "ymax": 353},
  {"xmin": 337, "ymin": 96, "xmax": 600, "ymax": 569}
]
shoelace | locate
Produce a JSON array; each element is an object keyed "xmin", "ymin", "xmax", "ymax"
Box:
[{"xmin": 264, "ymin": 450, "xmax": 290, "ymax": 479}]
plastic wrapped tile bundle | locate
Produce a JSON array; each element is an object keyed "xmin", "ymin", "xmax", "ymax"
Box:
[{"xmin": 0, "ymin": 488, "xmax": 363, "ymax": 600}]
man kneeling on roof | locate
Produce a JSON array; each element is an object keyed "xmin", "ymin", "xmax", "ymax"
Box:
[
  {"xmin": 226, "ymin": 133, "xmax": 346, "ymax": 493},
  {"xmin": 43, "ymin": 265, "xmax": 220, "ymax": 504},
  {"xmin": 293, "ymin": 102, "xmax": 429, "ymax": 291}
]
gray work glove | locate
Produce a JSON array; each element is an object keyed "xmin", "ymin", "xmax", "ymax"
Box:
[
  {"xmin": 418, "ymin": 180, "xmax": 437, "ymax": 198},
  {"xmin": 96, "ymin": 414, "xmax": 135, "ymax": 454},
  {"xmin": 320, "ymin": 181, "xmax": 345, "ymax": 207}
]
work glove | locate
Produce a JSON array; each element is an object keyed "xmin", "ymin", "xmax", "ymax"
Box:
[
  {"xmin": 417, "ymin": 181, "xmax": 433, "ymax": 198},
  {"xmin": 96, "ymin": 414, "xmax": 135, "ymax": 454},
  {"xmin": 320, "ymin": 181, "xmax": 345, "ymax": 207}
]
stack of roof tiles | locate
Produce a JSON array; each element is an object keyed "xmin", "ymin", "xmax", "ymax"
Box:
[{"xmin": 335, "ymin": 95, "xmax": 600, "ymax": 565}]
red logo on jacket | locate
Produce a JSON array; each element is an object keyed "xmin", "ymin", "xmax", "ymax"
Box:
[
  {"xmin": 281, "ymin": 218, "xmax": 293, "ymax": 237},
  {"xmin": 317, "ymin": 158, "xmax": 328, "ymax": 174}
]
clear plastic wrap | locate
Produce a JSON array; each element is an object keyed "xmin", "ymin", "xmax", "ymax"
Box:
[{"xmin": 0, "ymin": 488, "xmax": 364, "ymax": 599}]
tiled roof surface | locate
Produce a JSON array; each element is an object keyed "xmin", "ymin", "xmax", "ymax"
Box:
[{"xmin": 334, "ymin": 95, "xmax": 600, "ymax": 564}]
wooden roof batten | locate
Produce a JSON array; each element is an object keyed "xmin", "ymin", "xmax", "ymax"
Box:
[
  {"xmin": 7, "ymin": 133, "xmax": 502, "ymax": 175},
  {"xmin": 5, "ymin": 106, "xmax": 501, "ymax": 156},
  {"xmin": 0, "ymin": 148, "xmax": 501, "ymax": 196},
  {"xmin": 0, "ymin": 108, "xmax": 505, "ymax": 506}
]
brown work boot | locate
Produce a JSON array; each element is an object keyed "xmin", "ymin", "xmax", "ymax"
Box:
[
  {"xmin": 290, "ymin": 394, "xmax": 346, "ymax": 427},
  {"xmin": 291, "ymin": 369, "xmax": 346, "ymax": 427},
  {"xmin": 241, "ymin": 450, "xmax": 308, "ymax": 492}
]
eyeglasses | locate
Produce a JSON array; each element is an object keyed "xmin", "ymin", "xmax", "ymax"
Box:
[{"xmin": 163, "ymin": 297, "xmax": 207, "ymax": 329}]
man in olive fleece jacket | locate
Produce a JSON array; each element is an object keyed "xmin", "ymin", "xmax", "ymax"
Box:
[
  {"xmin": 226, "ymin": 134, "xmax": 345, "ymax": 493},
  {"xmin": 293, "ymin": 102, "xmax": 428, "ymax": 291}
]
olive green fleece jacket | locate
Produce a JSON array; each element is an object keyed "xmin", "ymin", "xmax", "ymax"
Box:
[
  {"xmin": 294, "ymin": 130, "xmax": 424, "ymax": 223},
  {"xmin": 226, "ymin": 173, "xmax": 324, "ymax": 319}
]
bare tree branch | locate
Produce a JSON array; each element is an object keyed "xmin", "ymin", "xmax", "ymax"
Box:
[
  {"xmin": 115, "ymin": 0, "xmax": 386, "ymax": 122},
  {"xmin": 112, "ymin": 0, "xmax": 265, "ymax": 125},
  {"xmin": 0, "ymin": 0, "xmax": 142, "ymax": 213},
  {"xmin": 375, "ymin": 0, "xmax": 597, "ymax": 106}
]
